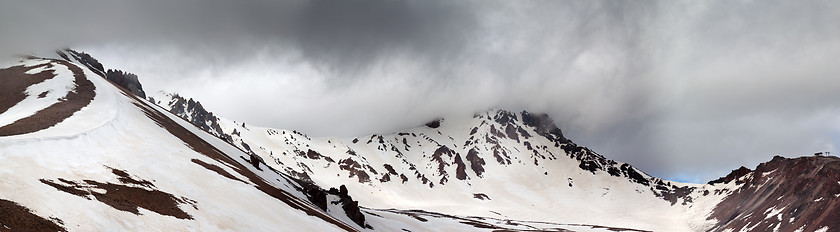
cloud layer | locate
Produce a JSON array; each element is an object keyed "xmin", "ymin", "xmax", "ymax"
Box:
[{"xmin": 3, "ymin": 0, "xmax": 840, "ymax": 182}]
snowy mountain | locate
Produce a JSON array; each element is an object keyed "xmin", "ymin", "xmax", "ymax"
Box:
[
  {"xmin": 0, "ymin": 52, "xmax": 358, "ymax": 231},
  {"xmin": 2, "ymin": 51, "xmax": 839, "ymax": 232}
]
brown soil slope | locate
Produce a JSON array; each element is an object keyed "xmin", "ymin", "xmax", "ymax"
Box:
[{"xmin": 0, "ymin": 59, "xmax": 95, "ymax": 136}]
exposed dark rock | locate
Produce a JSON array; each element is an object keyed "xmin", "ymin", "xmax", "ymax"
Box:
[
  {"xmin": 493, "ymin": 110, "xmax": 516, "ymax": 125},
  {"xmin": 339, "ymin": 158, "xmax": 371, "ymax": 183},
  {"xmin": 708, "ymin": 166, "xmax": 752, "ymax": 185},
  {"xmin": 105, "ymin": 69, "xmax": 146, "ymax": 98},
  {"xmin": 659, "ymin": 185, "xmax": 694, "ymax": 206},
  {"xmin": 306, "ymin": 149, "xmax": 325, "ymax": 160},
  {"xmin": 0, "ymin": 198, "xmax": 67, "ymax": 232},
  {"xmin": 425, "ymin": 119, "xmax": 441, "ymax": 128},
  {"xmin": 431, "ymin": 146, "xmax": 456, "ymax": 180},
  {"xmin": 342, "ymin": 200, "xmax": 366, "ymax": 228},
  {"xmin": 453, "ymin": 154, "xmax": 468, "ymax": 180},
  {"xmin": 56, "ymin": 50, "xmax": 71, "ymax": 61},
  {"xmin": 64, "ymin": 50, "xmax": 146, "ymax": 98},
  {"xmin": 40, "ymin": 169, "xmax": 196, "ymax": 220},
  {"xmin": 465, "ymin": 149, "xmax": 486, "ymax": 177},
  {"xmin": 110, "ymin": 167, "xmax": 154, "ymax": 188},
  {"xmin": 621, "ymin": 164, "xmax": 649, "ymax": 186},
  {"xmin": 504, "ymin": 124, "xmax": 519, "ymax": 143},
  {"xmin": 383, "ymin": 164, "xmax": 398, "ymax": 175},
  {"xmin": 160, "ymin": 94, "xmax": 228, "ymax": 141},
  {"xmin": 517, "ymin": 126, "xmax": 532, "ymax": 139},
  {"xmin": 489, "ymin": 125, "xmax": 506, "ymax": 139},
  {"xmin": 473, "ymin": 193, "xmax": 491, "ymax": 200},
  {"xmin": 66, "ymin": 49, "xmax": 103, "ymax": 73},
  {"xmin": 607, "ymin": 166, "xmax": 621, "ymax": 177},
  {"xmin": 249, "ymin": 154, "xmax": 262, "ymax": 171},
  {"xmin": 297, "ymin": 181, "xmax": 330, "ymax": 211},
  {"xmin": 521, "ymin": 111, "xmax": 568, "ymax": 143}
]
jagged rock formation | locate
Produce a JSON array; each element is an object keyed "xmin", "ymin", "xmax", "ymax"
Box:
[
  {"xmin": 63, "ymin": 49, "xmax": 146, "ymax": 98},
  {"xmin": 105, "ymin": 69, "xmax": 146, "ymax": 98}
]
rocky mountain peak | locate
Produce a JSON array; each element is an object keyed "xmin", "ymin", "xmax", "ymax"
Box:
[{"xmin": 62, "ymin": 49, "xmax": 147, "ymax": 98}]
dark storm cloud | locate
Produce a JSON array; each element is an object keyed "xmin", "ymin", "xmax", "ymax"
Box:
[
  {"xmin": 292, "ymin": 0, "xmax": 478, "ymax": 78},
  {"xmin": 2, "ymin": 0, "xmax": 840, "ymax": 183}
]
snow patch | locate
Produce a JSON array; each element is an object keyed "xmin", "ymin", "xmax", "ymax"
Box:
[{"xmin": 764, "ymin": 206, "xmax": 785, "ymax": 220}]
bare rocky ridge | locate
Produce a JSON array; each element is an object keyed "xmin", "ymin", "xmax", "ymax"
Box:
[
  {"xmin": 707, "ymin": 156, "xmax": 840, "ymax": 232},
  {"xmin": 64, "ymin": 49, "xmax": 146, "ymax": 98}
]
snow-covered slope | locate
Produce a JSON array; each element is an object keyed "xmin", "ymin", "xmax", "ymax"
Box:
[
  {"xmin": 151, "ymin": 88, "xmax": 840, "ymax": 232},
  {"xmin": 0, "ymin": 54, "xmax": 359, "ymax": 231},
  {"xmin": 149, "ymin": 92, "xmax": 714, "ymax": 231}
]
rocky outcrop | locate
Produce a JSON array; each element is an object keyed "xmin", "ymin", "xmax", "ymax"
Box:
[
  {"xmin": 425, "ymin": 119, "xmax": 441, "ymax": 128},
  {"xmin": 708, "ymin": 166, "xmax": 752, "ymax": 185},
  {"xmin": 521, "ymin": 111, "xmax": 569, "ymax": 144},
  {"xmin": 327, "ymin": 185, "xmax": 368, "ymax": 228},
  {"xmin": 152, "ymin": 94, "xmax": 230, "ymax": 143},
  {"xmin": 65, "ymin": 49, "xmax": 147, "ymax": 98},
  {"xmin": 105, "ymin": 69, "xmax": 146, "ymax": 98},
  {"xmin": 708, "ymin": 155, "xmax": 840, "ymax": 232}
]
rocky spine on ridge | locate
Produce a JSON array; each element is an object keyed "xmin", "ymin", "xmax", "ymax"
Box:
[
  {"xmin": 64, "ymin": 49, "xmax": 147, "ymax": 98},
  {"xmin": 105, "ymin": 69, "xmax": 146, "ymax": 98}
]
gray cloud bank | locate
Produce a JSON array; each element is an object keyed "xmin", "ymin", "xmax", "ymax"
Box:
[{"xmin": 2, "ymin": 0, "xmax": 840, "ymax": 182}]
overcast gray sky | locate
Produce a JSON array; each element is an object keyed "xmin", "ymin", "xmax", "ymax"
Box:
[{"xmin": 2, "ymin": 0, "xmax": 840, "ymax": 183}]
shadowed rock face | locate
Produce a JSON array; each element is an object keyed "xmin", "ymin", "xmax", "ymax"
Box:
[{"xmin": 708, "ymin": 156, "xmax": 840, "ymax": 232}]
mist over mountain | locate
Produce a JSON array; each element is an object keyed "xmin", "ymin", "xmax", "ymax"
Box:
[
  {"xmin": 44, "ymin": 0, "xmax": 840, "ymax": 182},
  {"xmin": 2, "ymin": 1, "xmax": 840, "ymax": 231}
]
